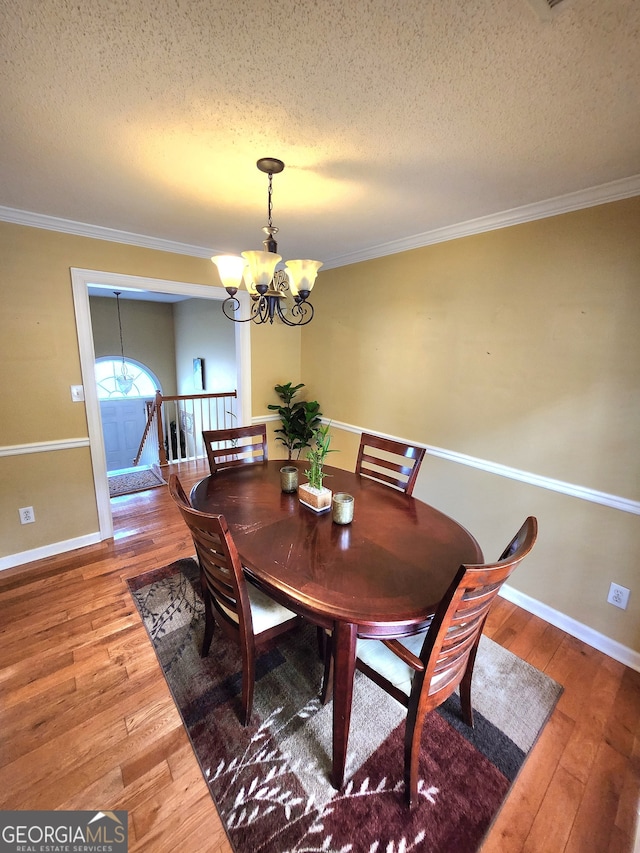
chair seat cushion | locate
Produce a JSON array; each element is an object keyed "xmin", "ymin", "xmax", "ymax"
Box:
[
  {"xmin": 247, "ymin": 582, "xmax": 298, "ymax": 634},
  {"xmin": 356, "ymin": 632, "xmax": 425, "ymax": 696}
]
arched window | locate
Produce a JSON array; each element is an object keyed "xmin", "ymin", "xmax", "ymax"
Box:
[{"xmin": 95, "ymin": 357, "xmax": 161, "ymax": 399}]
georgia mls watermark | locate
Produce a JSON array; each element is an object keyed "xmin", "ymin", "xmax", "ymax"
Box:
[{"xmin": 0, "ymin": 811, "xmax": 127, "ymax": 853}]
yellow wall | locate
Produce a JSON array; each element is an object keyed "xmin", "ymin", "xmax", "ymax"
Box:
[
  {"xmin": 1, "ymin": 199, "xmax": 639, "ymax": 654},
  {"xmin": 173, "ymin": 299, "xmax": 236, "ymax": 394},
  {"xmin": 302, "ymin": 198, "xmax": 640, "ymax": 652},
  {"xmin": 90, "ymin": 296, "xmax": 178, "ymax": 394},
  {"xmin": 251, "ymin": 321, "xmax": 303, "ymax": 460},
  {"xmin": 1, "ymin": 449, "xmax": 98, "ymax": 551},
  {"xmin": 251, "ymin": 322, "xmax": 302, "ymax": 417},
  {"xmin": 304, "ymin": 200, "xmax": 640, "ymax": 496},
  {"xmin": 0, "ymin": 224, "xmax": 217, "ymax": 447},
  {"xmin": 0, "ymin": 222, "xmax": 279, "ymax": 555}
]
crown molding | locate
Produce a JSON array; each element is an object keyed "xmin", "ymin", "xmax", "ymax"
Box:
[
  {"xmin": 0, "ymin": 205, "xmax": 216, "ymax": 258},
  {"xmin": 1, "ymin": 173, "xmax": 639, "ymax": 268},
  {"xmin": 321, "ymin": 174, "xmax": 640, "ymax": 269}
]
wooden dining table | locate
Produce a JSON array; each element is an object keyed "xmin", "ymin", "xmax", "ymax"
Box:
[{"xmin": 190, "ymin": 459, "xmax": 483, "ymax": 789}]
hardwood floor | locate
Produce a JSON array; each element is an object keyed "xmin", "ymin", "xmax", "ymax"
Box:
[{"xmin": 1, "ymin": 459, "xmax": 638, "ymax": 852}]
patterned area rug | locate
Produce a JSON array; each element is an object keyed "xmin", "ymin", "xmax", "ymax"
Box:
[
  {"xmin": 108, "ymin": 467, "xmax": 165, "ymax": 497},
  {"xmin": 128, "ymin": 559, "xmax": 562, "ymax": 853}
]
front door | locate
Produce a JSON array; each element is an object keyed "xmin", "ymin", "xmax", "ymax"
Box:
[{"xmin": 101, "ymin": 398, "xmax": 148, "ymax": 472}]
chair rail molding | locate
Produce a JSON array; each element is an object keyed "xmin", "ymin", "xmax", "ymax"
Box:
[
  {"xmin": 0, "ymin": 438, "xmax": 90, "ymax": 457},
  {"xmin": 328, "ymin": 419, "xmax": 640, "ymax": 516},
  {"xmin": 322, "ymin": 418, "xmax": 639, "ymax": 671}
]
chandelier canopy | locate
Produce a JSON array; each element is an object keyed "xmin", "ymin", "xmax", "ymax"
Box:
[{"xmin": 211, "ymin": 158, "xmax": 322, "ymax": 326}]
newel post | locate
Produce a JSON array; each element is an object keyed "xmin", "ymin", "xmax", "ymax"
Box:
[{"xmin": 156, "ymin": 390, "xmax": 168, "ymax": 466}]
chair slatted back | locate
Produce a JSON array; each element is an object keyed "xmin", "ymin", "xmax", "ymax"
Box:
[
  {"xmin": 356, "ymin": 432, "xmax": 426, "ymax": 496},
  {"xmin": 167, "ymin": 474, "xmax": 251, "ymax": 637},
  {"xmin": 417, "ymin": 517, "xmax": 538, "ymax": 708},
  {"xmin": 168, "ymin": 473, "xmax": 302, "ymax": 726},
  {"xmin": 344, "ymin": 515, "xmax": 538, "ymax": 807},
  {"xmin": 203, "ymin": 424, "xmax": 268, "ymax": 475},
  {"xmin": 170, "ymin": 471, "xmax": 191, "ymax": 507}
]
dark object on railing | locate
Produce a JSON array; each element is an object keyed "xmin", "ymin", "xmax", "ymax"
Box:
[{"xmin": 166, "ymin": 420, "xmax": 187, "ymax": 460}]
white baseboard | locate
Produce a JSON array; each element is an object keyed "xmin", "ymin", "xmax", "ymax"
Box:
[
  {"xmin": 4, "ymin": 418, "xmax": 638, "ymax": 673},
  {"xmin": 499, "ymin": 583, "xmax": 640, "ymax": 673},
  {"xmin": 310, "ymin": 418, "xmax": 640, "ymax": 670},
  {"xmin": 2, "ymin": 530, "xmax": 637, "ymax": 672},
  {"xmin": 0, "ymin": 532, "xmax": 102, "ymax": 572}
]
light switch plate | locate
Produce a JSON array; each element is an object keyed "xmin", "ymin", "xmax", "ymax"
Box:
[{"xmin": 70, "ymin": 385, "xmax": 85, "ymax": 402}]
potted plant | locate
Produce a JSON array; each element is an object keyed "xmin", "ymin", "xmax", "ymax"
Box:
[
  {"xmin": 268, "ymin": 382, "xmax": 322, "ymax": 460},
  {"xmin": 298, "ymin": 423, "xmax": 335, "ymax": 511}
]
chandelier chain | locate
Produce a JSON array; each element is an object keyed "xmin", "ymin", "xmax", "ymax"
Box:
[
  {"xmin": 267, "ymin": 171, "xmax": 274, "ymax": 230},
  {"xmin": 114, "ymin": 291, "xmax": 126, "ymax": 364}
]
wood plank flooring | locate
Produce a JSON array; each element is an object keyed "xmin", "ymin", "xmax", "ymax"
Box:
[{"xmin": 1, "ymin": 459, "xmax": 638, "ymax": 852}]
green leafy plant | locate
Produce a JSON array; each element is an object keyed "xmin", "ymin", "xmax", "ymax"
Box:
[
  {"xmin": 305, "ymin": 423, "xmax": 335, "ymax": 490},
  {"xmin": 267, "ymin": 382, "xmax": 322, "ymax": 460}
]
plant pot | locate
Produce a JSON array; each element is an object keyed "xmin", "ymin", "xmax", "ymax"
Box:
[{"xmin": 298, "ymin": 482, "xmax": 332, "ymax": 512}]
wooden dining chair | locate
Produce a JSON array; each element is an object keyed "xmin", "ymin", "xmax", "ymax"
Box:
[
  {"xmin": 322, "ymin": 516, "xmax": 538, "ymax": 807},
  {"xmin": 202, "ymin": 423, "xmax": 268, "ymax": 475},
  {"xmin": 356, "ymin": 432, "xmax": 426, "ymax": 496},
  {"xmin": 168, "ymin": 473, "xmax": 301, "ymax": 725}
]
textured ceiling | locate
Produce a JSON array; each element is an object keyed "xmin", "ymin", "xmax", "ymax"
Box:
[{"xmin": 1, "ymin": 0, "xmax": 639, "ymax": 268}]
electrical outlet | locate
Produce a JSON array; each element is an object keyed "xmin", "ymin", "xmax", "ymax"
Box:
[
  {"xmin": 19, "ymin": 506, "xmax": 35, "ymax": 524},
  {"xmin": 607, "ymin": 582, "xmax": 630, "ymax": 610}
]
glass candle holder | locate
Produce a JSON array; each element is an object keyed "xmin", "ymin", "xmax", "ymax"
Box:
[
  {"xmin": 332, "ymin": 493, "xmax": 354, "ymax": 525},
  {"xmin": 280, "ymin": 465, "xmax": 298, "ymax": 493}
]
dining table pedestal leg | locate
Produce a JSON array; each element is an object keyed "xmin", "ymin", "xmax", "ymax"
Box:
[{"xmin": 330, "ymin": 620, "xmax": 357, "ymax": 789}]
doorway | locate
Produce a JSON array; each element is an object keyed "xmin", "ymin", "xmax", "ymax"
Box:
[
  {"xmin": 101, "ymin": 397, "xmax": 149, "ymax": 472},
  {"xmin": 71, "ymin": 268, "xmax": 252, "ymax": 540},
  {"xmin": 94, "ymin": 356, "xmax": 162, "ymax": 473}
]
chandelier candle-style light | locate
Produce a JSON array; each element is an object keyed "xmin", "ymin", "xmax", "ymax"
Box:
[{"xmin": 212, "ymin": 158, "xmax": 322, "ymax": 326}]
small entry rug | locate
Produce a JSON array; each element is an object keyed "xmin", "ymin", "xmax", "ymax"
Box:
[
  {"xmin": 108, "ymin": 467, "xmax": 165, "ymax": 497},
  {"xmin": 128, "ymin": 559, "xmax": 562, "ymax": 853}
]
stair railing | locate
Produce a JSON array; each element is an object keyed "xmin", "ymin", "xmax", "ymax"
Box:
[{"xmin": 134, "ymin": 390, "xmax": 238, "ymax": 467}]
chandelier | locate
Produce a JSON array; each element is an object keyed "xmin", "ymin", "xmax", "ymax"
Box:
[
  {"xmin": 113, "ymin": 291, "xmax": 134, "ymax": 395},
  {"xmin": 211, "ymin": 158, "xmax": 322, "ymax": 326}
]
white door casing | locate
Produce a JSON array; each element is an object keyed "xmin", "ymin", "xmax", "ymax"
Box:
[{"xmin": 71, "ymin": 268, "xmax": 252, "ymax": 540}]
